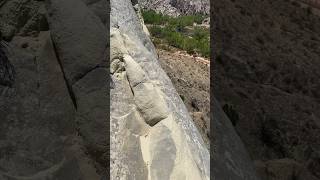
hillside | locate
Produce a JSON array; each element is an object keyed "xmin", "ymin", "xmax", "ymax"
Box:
[
  {"xmin": 156, "ymin": 48, "xmax": 210, "ymax": 146},
  {"xmin": 213, "ymin": 0, "xmax": 320, "ymax": 179},
  {"xmin": 138, "ymin": 0, "xmax": 209, "ymax": 17}
]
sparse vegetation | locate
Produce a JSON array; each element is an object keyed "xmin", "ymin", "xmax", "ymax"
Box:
[
  {"xmin": 142, "ymin": 10, "xmax": 170, "ymax": 25},
  {"xmin": 142, "ymin": 10, "xmax": 210, "ymax": 58},
  {"xmin": 142, "ymin": 10, "xmax": 206, "ymax": 26}
]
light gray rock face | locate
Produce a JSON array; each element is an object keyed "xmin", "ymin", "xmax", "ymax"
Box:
[
  {"xmin": 110, "ymin": 0, "xmax": 209, "ymax": 179},
  {"xmin": 123, "ymin": 54, "xmax": 169, "ymax": 126},
  {"xmin": 138, "ymin": 0, "xmax": 209, "ymax": 16},
  {"xmin": 212, "ymin": 97, "xmax": 260, "ymax": 180}
]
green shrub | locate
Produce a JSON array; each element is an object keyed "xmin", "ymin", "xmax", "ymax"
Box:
[
  {"xmin": 149, "ymin": 26, "xmax": 165, "ymax": 38},
  {"xmin": 177, "ymin": 16, "xmax": 194, "ymax": 26},
  {"xmin": 142, "ymin": 10, "xmax": 169, "ymax": 25},
  {"xmin": 143, "ymin": 10, "xmax": 210, "ymax": 57},
  {"xmin": 142, "ymin": 10, "xmax": 206, "ymax": 26},
  {"xmin": 197, "ymin": 39, "xmax": 210, "ymax": 57},
  {"xmin": 193, "ymin": 27, "xmax": 209, "ymax": 40},
  {"xmin": 194, "ymin": 14, "xmax": 206, "ymax": 24},
  {"xmin": 166, "ymin": 32, "xmax": 184, "ymax": 48},
  {"xmin": 176, "ymin": 21, "xmax": 186, "ymax": 32},
  {"xmin": 183, "ymin": 37, "xmax": 197, "ymax": 54},
  {"xmin": 165, "ymin": 24, "xmax": 177, "ymax": 33}
]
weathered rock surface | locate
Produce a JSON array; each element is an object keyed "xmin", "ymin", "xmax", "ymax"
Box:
[
  {"xmin": 110, "ymin": 0, "xmax": 210, "ymax": 179},
  {"xmin": 0, "ymin": 31, "xmax": 80, "ymax": 180},
  {"xmin": 46, "ymin": 0, "xmax": 109, "ymax": 175},
  {"xmin": 46, "ymin": 0, "xmax": 107, "ymax": 85},
  {"xmin": 123, "ymin": 54, "xmax": 169, "ymax": 126},
  {"xmin": 83, "ymin": 0, "xmax": 108, "ymax": 24},
  {"xmin": 138, "ymin": 0, "xmax": 209, "ymax": 16},
  {"xmin": 0, "ymin": 0, "xmax": 108, "ymax": 179}
]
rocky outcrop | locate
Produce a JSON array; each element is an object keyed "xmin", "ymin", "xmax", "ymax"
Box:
[
  {"xmin": 138, "ymin": 0, "xmax": 209, "ymax": 16},
  {"xmin": 110, "ymin": 0, "xmax": 210, "ymax": 179},
  {"xmin": 0, "ymin": 0, "xmax": 211, "ymax": 179},
  {"xmin": 0, "ymin": 0, "xmax": 108, "ymax": 179}
]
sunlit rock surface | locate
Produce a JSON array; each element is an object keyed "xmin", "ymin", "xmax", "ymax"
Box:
[{"xmin": 110, "ymin": 0, "xmax": 210, "ymax": 179}]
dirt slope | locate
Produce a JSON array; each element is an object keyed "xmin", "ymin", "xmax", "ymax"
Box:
[
  {"xmin": 213, "ymin": 0, "xmax": 320, "ymax": 179},
  {"xmin": 157, "ymin": 49, "xmax": 210, "ymax": 146}
]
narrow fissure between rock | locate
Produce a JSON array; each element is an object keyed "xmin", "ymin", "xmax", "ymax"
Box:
[{"xmin": 51, "ymin": 39, "xmax": 77, "ymax": 109}]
